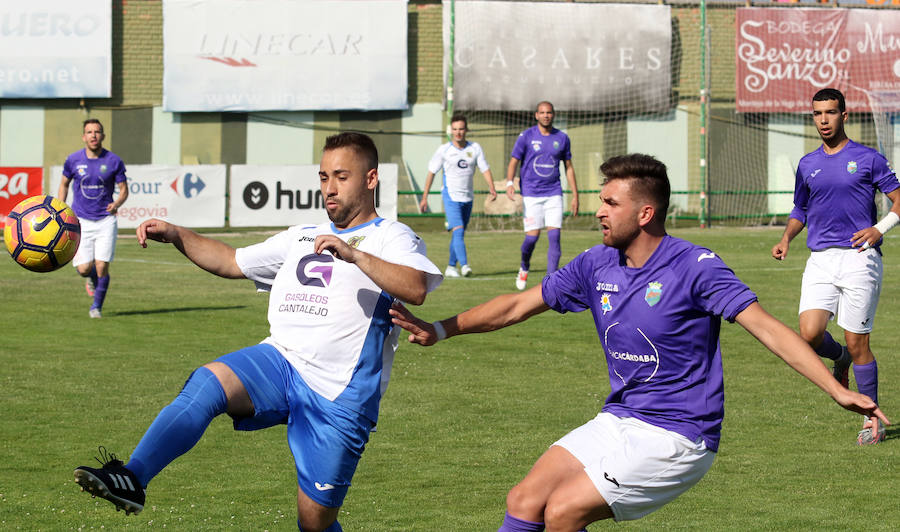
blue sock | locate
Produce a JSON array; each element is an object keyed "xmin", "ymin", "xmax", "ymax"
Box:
[
  {"xmin": 853, "ymin": 360, "xmax": 878, "ymax": 404},
  {"xmin": 546, "ymin": 229, "xmax": 561, "ymax": 274},
  {"xmin": 126, "ymin": 367, "xmax": 227, "ymax": 487},
  {"xmin": 91, "ymin": 275, "xmax": 110, "ymax": 311},
  {"xmin": 298, "ymin": 519, "xmax": 343, "ymax": 531},
  {"xmin": 498, "ymin": 512, "xmax": 544, "ymax": 532},
  {"xmin": 451, "ymin": 227, "xmax": 468, "ymax": 267},
  {"xmin": 520, "ymin": 235, "xmax": 539, "ymax": 271},
  {"xmin": 448, "ymin": 232, "xmax": 458, "ymax": 268},
  {"xmin": 814, "ymin": 331, "xmax": 843, "ymax": 360}
]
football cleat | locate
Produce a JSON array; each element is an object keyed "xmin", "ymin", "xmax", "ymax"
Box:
[
  {"xmin": 857, "ymin": 419, "xmax": 886, "ymax": 446},
  {"xmin": 832, "ymin": 346, "xmax": 851, "ymax": 389},
  {"xmin": 444, "ymin": 265, "xmax": 460, "ymax": 278},
  {"xmin": 89, "ymin": 308, "xmax": 102, "ymax": 319},
  {"xmin": 74, "ymin": 446, "xmax": 145, "ymax": 515},
  {"xmin": 460, "ymin": 264, "xmax": 473, "ymax": 277},
  {"xmin": 85, "ymin": 278, "xmax": 96, "ymax": 297},
  {"xmin": 515, "ymin": 269, "xmax": 528, "ymax": 291}
]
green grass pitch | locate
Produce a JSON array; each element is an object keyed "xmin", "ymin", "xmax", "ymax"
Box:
[{"xmin": 0, "ymin": 224, "xmax": 897, "ymax": 530}]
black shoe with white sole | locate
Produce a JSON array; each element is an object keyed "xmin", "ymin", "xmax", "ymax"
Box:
[{"xmin": 74, "ymin": 446, "xmax": 145, "ymax": 515}]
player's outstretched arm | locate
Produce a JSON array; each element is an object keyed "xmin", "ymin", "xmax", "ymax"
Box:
[
  {"xmin": 314, "ymin": 234, "xmax": 428, "ymax": 305},
  {"xmin": 735, "ymin": 302, "xmax": 890, "ymax": 425},
  {"xmin": 771, "ymin": 217, "xmax": 805, "ymax": 260},
  {"xmin": 390, "ymin": 285, "xmax": 550, "ymax": 346},
  {"xmin": 136, "ymin": 218, "xmax": 244, "ymax": 279}
]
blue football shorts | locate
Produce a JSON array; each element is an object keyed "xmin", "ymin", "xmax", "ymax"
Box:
[
  {"xmin": 442, "ymin": 188, "xmax": 473, "ymax": 231},
  {"xmin": 216, "ymin": 344, "xmax": 374, "ymax": 507}
]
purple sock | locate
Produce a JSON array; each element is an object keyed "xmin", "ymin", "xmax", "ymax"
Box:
[
  {"xmin": 89, "ymin": 265, "xmax": 99, "ymax": 288},
  {"xmin": 853, "ymin": 360, "xmax": 878, "ymax": 404},
  {"xmin": 91, "ymin": 275, "xmax": 110, "ymax": 311},
  {"xmin": 498, "ymin": 512, "xmax": 544, "ymax": 532},
  {"xmin": 547, "ymin": 229, "xmax": 561, "ymax": 274},
  {"xmin": 520, "ymin": 235, "xmax": 539, "ymax": 271},
  {"xmin": 814, "ymin": 331, "xmax": 843, "ymax": 360}
]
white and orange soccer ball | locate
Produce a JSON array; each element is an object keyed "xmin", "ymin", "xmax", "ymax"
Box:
[{"xmin": 4, "ymin": 195, "xmax": 81, "ymax": 272}]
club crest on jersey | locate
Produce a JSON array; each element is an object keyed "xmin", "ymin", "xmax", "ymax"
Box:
[
  {"xmin": 346, "ymin": 236, "xmax": 365, "ymax": 249},
  {"xmin": 644, "ymin": 282, "xmax": 663, "ymax": 307},
  {"xmin": 532, "ymin": 142, "xmax": 541, "ymax": 151},
  {"xmin": 100, "ymin": 164, "xmax": 108, "ymax": 174},
  {"xmin": 601, "ymin": 293, "xmax": 613, "ymax": 314},
  {"xmin": 847, "ymin": 161, "xmax": 858, "ymax": 174},
  {"xmin": 466, "ymin": 151, "xmax": 472, "ymax": 158},
  {"xmin": 553, "ymin": 140, "xmax": 560, "ymax": 150}
]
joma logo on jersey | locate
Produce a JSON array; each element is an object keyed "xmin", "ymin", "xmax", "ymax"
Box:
[
  {"xmin": 297, "ymin": 254, "xmax": 334, "ymax": 287},
  {"xmin": 644, "ymin": 282, "xmax": 663, "ymax": 307}
]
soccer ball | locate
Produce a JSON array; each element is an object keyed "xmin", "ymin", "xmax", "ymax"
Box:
[{"xmin": 4, "ymin": 195, "xmax": 81, "ymax": 272}]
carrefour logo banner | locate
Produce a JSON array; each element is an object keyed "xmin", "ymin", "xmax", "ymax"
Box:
[
  {"xmin": 0, "ymin": 1, "xmax": 111, "ymax": 98},
  {"xmin": 163, "ymin": 0, "xmax": 408, "ymax": 112},
  {"xmin": 444, "ymin": 1, "xmax": 671, "ymax": 111},
  {"xmin": 737, "ymin": 8, "xmax": 900, "ymax": 112},
  {"xmin": 229, "ymin": 164, "xmax": 398, "ymax": 228},
  {"xmin": 50, "ymin": 165, "xmax": 226, "ymax": 229}
]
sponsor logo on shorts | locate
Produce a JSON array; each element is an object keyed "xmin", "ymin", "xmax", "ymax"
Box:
[
  {"xmin": 603, "ymin": 472, "xmax": 620, "ymax": 487},
  {"xmin": 314, "ymin": 482, "xmax": 335, "ymax": 491}
]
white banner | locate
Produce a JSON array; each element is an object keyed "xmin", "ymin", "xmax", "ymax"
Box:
[
  {"xmin": 444, "ymin": 1, "xmax": 671, "ymax": 111},
  {"xmin": 50, "ymin": 165, "xmax": 227, "ymax": 229},
  {"xmin": 163, "ymin": 0, "xmax": 408, "ymax": 112},
  {"xmin": 0, "ymin": 1, "xmax": 111, "ymax": 98},
  {"xmin": 230, "ymin": 164, "xmax": 398, "ymax": 227}
]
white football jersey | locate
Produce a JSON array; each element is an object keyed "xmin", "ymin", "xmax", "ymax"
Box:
[
  {"xmin": 235, "ymin": 217, "xmax": 442, "ymax": 421},
  {"xmin": 427, "ymin": 141, "xmax": 490, "ymax": 202}
]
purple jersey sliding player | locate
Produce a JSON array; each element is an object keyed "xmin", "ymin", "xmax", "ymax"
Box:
[
  {"xmin": 506, "ymin": 101, "xmax": 579, "ymax": 291},
  {"xmin": 392, "ymin": 153, "xmax": 887, "ymax": 531},
  {"xmin": 58, "ymin": 119, "xmax": 129, "ymax": 319},
  {"xmin": 772, "ymin": 88, "xmax": 900, "ymax": 445}
]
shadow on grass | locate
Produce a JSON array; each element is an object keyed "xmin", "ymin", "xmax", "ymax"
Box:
[{"xmin": 111, "ymin": 305, "xmax": 248, "ymax": 316}]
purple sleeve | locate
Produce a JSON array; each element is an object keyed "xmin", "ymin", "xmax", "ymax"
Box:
[
  {"xmin": 510, "ymin": 132, "xmax": 527, "ymax": 161},
  {"xmin": 62, "ymin": 155, "xmax": 73, "ymax": 179},
  {"xmin": 872, "ymin": 153, "xmax": 900, "ymax": 195},
  {"xmin": 691, "ymin": 253, "xmax": 757, "ymax": 322},
  {"xmin": 541, "ymin": 252, "xmax": 591, "ymax": 313},
  {"xmin": 562, "ymin": 134, "xmax": 572, "ymax": 161},
  {"xmin": 789, "ymin": 165, "xmax": 808, "ymax": 224},
  {"xmin": 114, "ymin": 157, "xmax": 127, "ymax": 183}
]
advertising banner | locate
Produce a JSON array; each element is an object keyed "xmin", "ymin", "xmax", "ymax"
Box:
[
  {"xmin": 0, "ymin": 1, "xmax": 111, "ymax": 98},
  {"xmin": 163, "ymin": 0, "xmax": 408, "ymax": 112},
  {"xmin": 229, "ymin": 164, "xmax": 398, "ymax": 227},
  {"xmin": 737, "ymin": 8, "xmax": 900, "ymax": 112},
  {"xmin": 0, "ymin": 167, "xmax": 43, "ymax": 228},
  {"xmin": 50, "ymin": 165, "xmax": 227, "ymax": 229},
  {"xmin": 444, "ymin": 1, "xmax": 671, "ymax": 111}
]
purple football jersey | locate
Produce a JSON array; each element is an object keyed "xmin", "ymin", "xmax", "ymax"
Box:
[
  {"xmin": 510, "ymin": 126, "xmax": 572, "ymax": 197},
  {"xmin": 62, "ymin": 148, "xmax": 127, "ymax": 221},
  {"xmin": 541, "ymin": 236, "xmax": 758, "ymax": 452},
  {"xmin": 790, "ymin": 140, "xmax": 899, "ymax": 251}
]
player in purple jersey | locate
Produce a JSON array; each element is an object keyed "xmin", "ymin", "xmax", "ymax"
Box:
[
  {"xmin": 58, "ymin": 119, "xmax": 129, "ymax": 319},
  {"xmin": 506, "ymin": 101, "xmax": 579, "ymax": 291},
  {"xmin": 72, "ymin": 133, "xmax": 442, "ymax": 532},
  {"xmin": 772, "ymin": 88, "xmax": 900, "ymax": 445},
  {"xmin": 392, "ymin": 154, "xmax": 887, "ymax": 530}
]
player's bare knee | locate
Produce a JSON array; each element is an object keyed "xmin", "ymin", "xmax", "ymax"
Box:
[
  {"xmin": 505, "ymin": 482, "xmax": 544, "ymax": 518},
  {"xmin": 296, "ymin": 495, "xmax": 339, "ymax": 532},
  {"xmin": 203, "ymin": 362, "xmax": 254, "ymax": 417}
]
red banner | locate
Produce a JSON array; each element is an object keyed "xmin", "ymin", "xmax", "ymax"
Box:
[
  {"xmin": 0, "ymin": 167, "xmax": 43, "ymax": 229},
  {"xmin": 737, "ymin": 8, "xmax": 900, "ymax": 112}
]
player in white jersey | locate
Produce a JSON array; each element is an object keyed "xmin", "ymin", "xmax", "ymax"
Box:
[
  {"xmin": 73, "ymin": 132, "xmax": 442, "ymax": 532},
  {"xmin": 419, "ymin": 114, "xmax": 497, "ymax": 277}
]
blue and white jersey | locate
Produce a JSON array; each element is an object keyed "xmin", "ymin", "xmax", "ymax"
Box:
[
  {"xmin": 427, "ymin": 141, "xmax": 490, "ymax": 203},
  {"xmin": 235, "ymin": 217, "xmax": 442, "ymax": 422}
]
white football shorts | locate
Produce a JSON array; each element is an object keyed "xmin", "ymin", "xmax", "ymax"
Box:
[
  {"xmin": 799, "ymin": 247, "xmax": 882, "ymax": 334},
  {"xmin": 522, "ymin": 194, "xmax": 563, "ymax": 232},
  {"xmin": 73, "ymin": 215, "xmax": 118, "ymax": 266},
  {"xmin": 554, "ymin": 412, "xmax": 715, "ymax": 522}
]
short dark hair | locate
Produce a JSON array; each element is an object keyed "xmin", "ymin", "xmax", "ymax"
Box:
[
  {"xmin": 535, "ymin": 101, "xmax": 554, "ymax": 112},
  {"xmin": 812, "ymin": 88, "xmax": 845, "ymax": 113},
  {"xmin": 600, "ymin": 154, "xmax": 670, "ymax": 221},
  {"xmin": 450, "ymin": 113, "xmax": 467, "ymax": 128},
  {"xmin": 323, "ymin": 132, "xmax": 379, "ymax": 171},
  {"xmin": 82, "ymin": 118, "xmax": 103, "ymax": 133}
]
